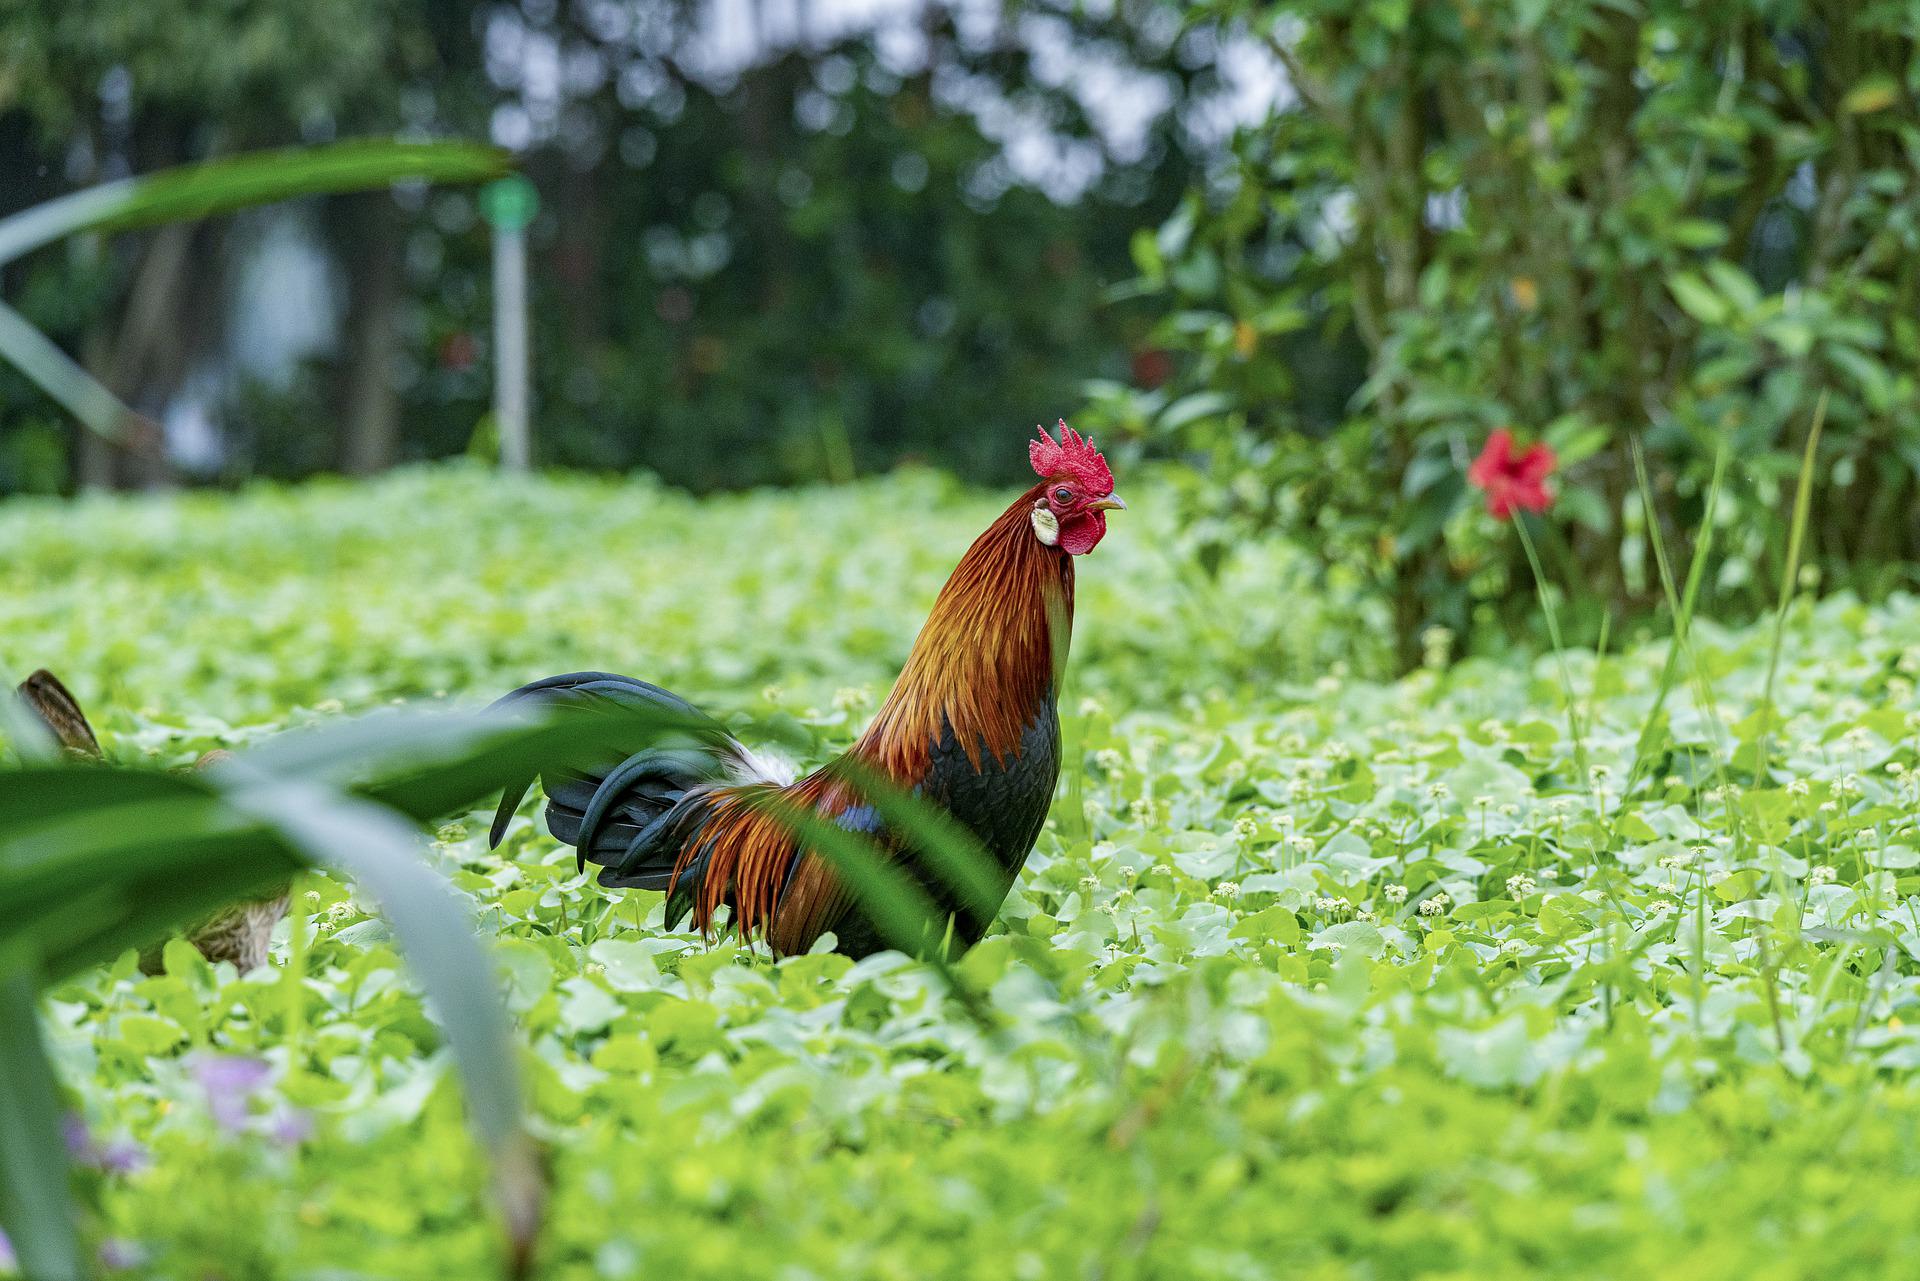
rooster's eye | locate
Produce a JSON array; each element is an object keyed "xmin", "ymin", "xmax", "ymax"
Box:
[{"xmin": 1053, "ymin": 487, "xmax": 1073, "ymax": 504}]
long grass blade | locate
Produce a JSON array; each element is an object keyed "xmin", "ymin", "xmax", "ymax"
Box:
[
  {"xmin": 1626, "ymin": 437, "xmax": 1727, "ymax": 786},
  {"xmin": 0, "ymin": 299, "xmax": 157, "ymax": 447},
  {"xmin": 753, "ymin": 795, "xmax": 996, "ymax": 1028},
  {"xmin": 0, "ymin": 139, "xmax": 508, "ymax": 268},
  {"xmin": 829, "ymin": 757, "xmax": 1009, "ymax": 926},
  {"xmin": 215, "ymin": 765, "xmax": 545, "ymax": 1273},
  {"xmin": 0, "ymin": 958, "xmax": 82, "ymax": 1281},
  {"xmin": 1754, "ymin": 392, "xmax": 1827, "ymax": 785}
]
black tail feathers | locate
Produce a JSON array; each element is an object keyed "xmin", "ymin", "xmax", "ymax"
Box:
[{"xmin": 485, "ymin": 671, "xmax": 784, "ymax": 891}]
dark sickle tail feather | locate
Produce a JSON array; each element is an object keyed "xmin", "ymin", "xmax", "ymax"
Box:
[
  {"xmin": 18, "ymin": 669, "xmax": 103, "ymax": 757},
  {"xmin": 486, "ymin": 672, "xmax": 789, "ymax": 894}
]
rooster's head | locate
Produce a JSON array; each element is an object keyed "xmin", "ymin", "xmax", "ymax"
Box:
[{"xmin": 1028, "ymin": 420, "xmax": 1125, "ymax": 555}]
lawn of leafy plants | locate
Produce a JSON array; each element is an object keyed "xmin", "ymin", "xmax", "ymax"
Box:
[{"xmin": 8, "ymin": 464, "xmax": 1920, "ymax": 1278}]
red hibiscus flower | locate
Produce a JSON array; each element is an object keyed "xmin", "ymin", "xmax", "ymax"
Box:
[{"xmin": 1468, "ymin": 428, "xmax": 1556, "ymax": 520}]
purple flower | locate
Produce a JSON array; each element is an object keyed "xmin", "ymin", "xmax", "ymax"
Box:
[
  {"xmin": 97, "ymin": 1238, "xmax": 144, "ymax": 1271},
  {"xmin": 267, "ymin": 1107, "xmax": 313, "ymax": 1147},
  {"xmin": 60, "ymin": 1113, "xmax": 147, "ymax": 1175},
  {"xmin": 192, "ymin": 1055, "xmax": 274, "ymax": 1132},
  {"xmin": 0, "ymin": 1228, "xmax": 15, "ymax": 1271},
  {"xmin": 97, "ymin": 1137, "xmax": 150, "ymax": 1175},
  {"xmin": 62, "ymin": 1113, "xmax": 92, "ymax": 1160}
]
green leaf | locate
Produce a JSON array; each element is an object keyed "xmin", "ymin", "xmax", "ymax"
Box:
[
  {"xmin": 1843, "ymin": 76, "xmax": 1899, "ymax": 114},
  {"xmin": 0, "ymin": 139, "xmax": 508, "ymax": 268},
  {"xmin": 1668, "ymin": 272, "xmax": 1730, "ymax": 325},
  {"xmin": 0, "ymin": 960, "xmax": 81, "ymax": 1281},
  {"xmin": 218, "ymin": 766, "xmax": 545, "ymax": 1266},
  {"xmin": 0, "ymin": 299, "xmax": 154, "ymax": 447}
]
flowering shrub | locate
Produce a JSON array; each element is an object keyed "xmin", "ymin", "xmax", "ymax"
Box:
[{"xmin": 1094, "ymin": 2, "xmax": 1920, "ymax": 667}]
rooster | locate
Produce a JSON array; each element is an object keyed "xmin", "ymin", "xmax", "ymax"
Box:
[
  {"xmin": 490, "ymin": 422, "xmax": 1125, "ymax": 957},
  {"xmin": 15, "ymin": 669, "xmax": 289, "ymax": 972}
]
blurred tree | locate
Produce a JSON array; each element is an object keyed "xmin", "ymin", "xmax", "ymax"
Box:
[
  {"xmin": 1105, "ymin": 1, "xmax": 1920, "ymax": 666},
  {"xmin": 0, "ymin": 0, "xmax": 410, "ymax": 486},
  {"xmin": 0, "ymin": 0, "xmax": 1213, "ymax": 493}
]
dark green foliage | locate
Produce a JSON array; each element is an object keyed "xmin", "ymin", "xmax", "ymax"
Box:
[
  {"xmin": 1106, "ymin": 2, "xmax": 1920, "ymax": 666},
  {"xmin": 0, "ymin": 1, "xmax": 1197, "ymax": 492}
]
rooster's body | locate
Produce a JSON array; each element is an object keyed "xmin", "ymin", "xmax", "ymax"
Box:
[{"xmin": 491, "ymin": 423, "xmax": 1124, "ymax": 957}]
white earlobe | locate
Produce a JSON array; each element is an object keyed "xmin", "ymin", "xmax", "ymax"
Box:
[{"xmin": 1030, "ymin": 502, "xmax": 1059, "ymax": 546}]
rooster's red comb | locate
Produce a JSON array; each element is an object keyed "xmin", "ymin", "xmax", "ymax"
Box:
[{"xmin": 1029, "ymin": 420, "xmax": 1114, "ymax": 495}]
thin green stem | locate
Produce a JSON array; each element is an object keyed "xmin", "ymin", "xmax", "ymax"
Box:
[{"xmin": 1514, "ymin": 514, "xmax": 1589, "ymax": 781}]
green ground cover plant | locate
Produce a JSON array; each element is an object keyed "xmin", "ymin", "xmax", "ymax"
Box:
[{"xmin": 6, "ymin": 465, "xmax": 1920, "ymax": 1277}]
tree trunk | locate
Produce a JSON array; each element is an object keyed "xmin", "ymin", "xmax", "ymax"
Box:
[{"xmin": 337, "ymin": 194, "xmax": 403, "ymax": 476}]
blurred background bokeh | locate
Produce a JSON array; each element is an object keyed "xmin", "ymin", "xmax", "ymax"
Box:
[{"xmin": 5, "ymin": 2, "xmax": 1920, "ymax": 667}]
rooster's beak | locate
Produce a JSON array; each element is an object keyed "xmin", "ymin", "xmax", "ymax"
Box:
[{"xmin": 1088, "ymin": 495, "xmax": 1128, "ymax": 513}]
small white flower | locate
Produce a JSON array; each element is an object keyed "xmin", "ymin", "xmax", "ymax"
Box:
[
  {"xmin": 1663, "ymin": 775, "xmax": 1685, "ymax": 789},
  {"xmin": 1808, "ymin": 865, "xmax": 1837, "ymax": 886},
  {"xmin": 1647, "ymin": 899, "xmax": 1675, "ymax": 916},
  {"xmin": 1427, "ymin": 782, "xmax": 1451, "ymax": 802},
  {"xmin": 1787, "ymin": 778, "xmax": 1810, "ymax": 797},
  {"xmin": 1233, "ymin": 816, "xmax": 1260, "ymax": 840},
  {"xmin": 1095, "ymin": 748, "xmax": 1125, "ymax": 773},
  {"xmin": 1216, "ymin": 881, "xmax": 1242, "ymax": 900},
  {"xmin": 1383, "ymin": 883, "xmax": 1409, "ymax": 904},
  {"xmin": 1498, "ymin": 803, "xmax": 1521, "ymax": 818},
  {"xmin": 831, "ymin": 686, "xmax": 871, "ymax": 712},
  {"xmin": 1313, "ymin": 895, "xmax": 1346, "ymax": 916},
  {"xmin": 1129, "ymin": 798, "xmax": 1156, "ymax": 824},
  {"xmin": 1077, "ymin": 696, "xmax": 1105, "ymax": 718},
  {"xmin": 1506, "ymin": 874, "xmax": 1536, "ymax": 898},
  {"xmin": 1417, "ymin": 893, "xmax": 1450, "ymax": 917},
  {"xmin": 1078, "ymin": 875, "xmax": 1100, "ymax": 892},
  {"xmin": 1819, "ymin": 800, "xmax": 1840, "ymax": 815}
]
